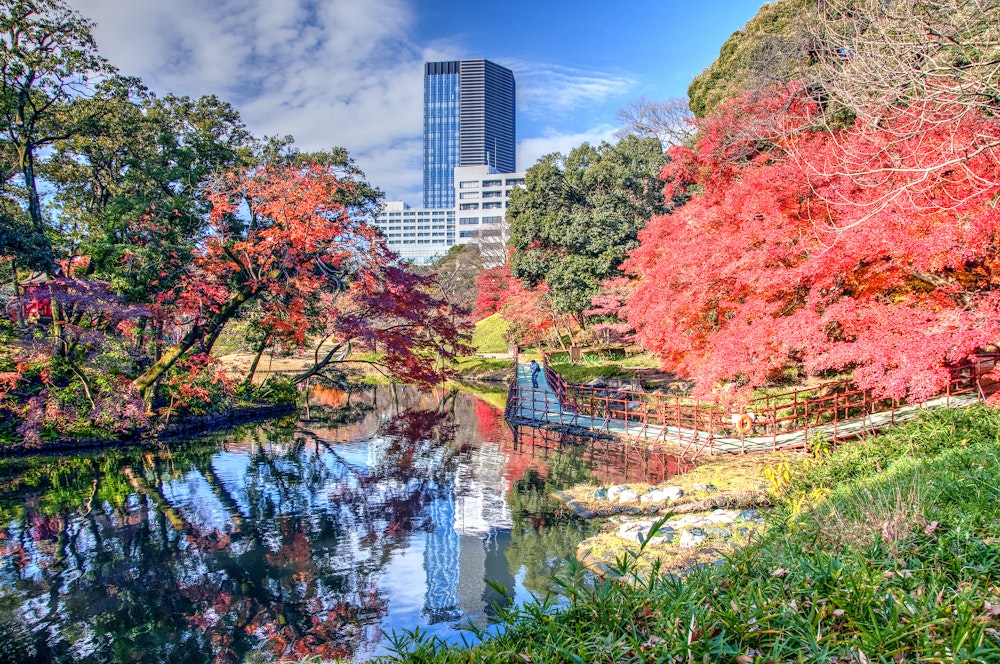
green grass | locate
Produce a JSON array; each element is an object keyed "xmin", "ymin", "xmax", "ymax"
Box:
[
  {"xmin": 547, "ymin": 361, "xmax": 629, "ymax": 384},
  {"xmin": 381, "ymin": 405, "xmax": 1000, "ymax": 663},
  {"xmin": 546, "ymin": 351, "xmax": 664, "ymax": 386},
  {"xmin": 452, "ymin": 356, "xmax": 512, "ymax": 379},
  {"xmin": 471, "ymin": 313, "xmax": 511, "ymax": 354}
]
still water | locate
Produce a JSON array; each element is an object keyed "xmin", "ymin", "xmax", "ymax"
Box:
[{"xmin": 0, "ymin": 385, "xmax": 689, "ymax": 663}]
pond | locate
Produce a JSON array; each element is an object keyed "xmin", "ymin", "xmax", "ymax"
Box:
[{"xmin": 0, "ymin": 385, "xmax": 691, "ymax": 663}]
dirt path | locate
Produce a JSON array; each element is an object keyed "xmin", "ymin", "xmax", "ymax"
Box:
[{"xmin": 216, "ymin": 352, "xmax": 315, "ymax": 383}]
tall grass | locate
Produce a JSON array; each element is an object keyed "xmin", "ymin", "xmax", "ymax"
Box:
[{"xmin": 382, "ymin": 406, "xmax": 1000, "ymax": 662}]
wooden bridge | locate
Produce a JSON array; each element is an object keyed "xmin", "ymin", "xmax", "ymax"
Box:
[{"xmin": 504, "ymin": 353, "xmax": 999, "ymax": 459}]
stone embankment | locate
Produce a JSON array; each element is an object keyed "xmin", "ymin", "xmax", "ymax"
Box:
[{"xmin": 1, "ymin": 402, "xmax": 296, "ymax": 455}]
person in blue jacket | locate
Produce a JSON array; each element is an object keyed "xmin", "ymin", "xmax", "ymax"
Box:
[{"xmin": 530, "ymin": 359, "xmax": 541, "ymax": 388}]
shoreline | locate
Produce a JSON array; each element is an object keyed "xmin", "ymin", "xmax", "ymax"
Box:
[{"xmin": 0, "ymin": 401, "xmax": 297, "ymax": 456}]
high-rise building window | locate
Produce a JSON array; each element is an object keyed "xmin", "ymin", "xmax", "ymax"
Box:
[{"xmin": 424, "ymin": 59, "xmax": 515, "ymax": 208}]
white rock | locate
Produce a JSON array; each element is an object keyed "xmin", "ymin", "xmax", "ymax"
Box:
[
  {"xmin": 706, "ymin": 509, "xmax": 737, "ymax": 524},
  {"xmin": 679, "ymin": 531, "xmax": 707, "ymax": 549},
  {"xmin": 642, "ymin": 487, "xmax": 681, "ymax": 503},
  {"xmin": 617, "ymin": 521, "xmax": 652, "ymax": 541},
  {"xmin": 606, "ymin": 485, "xmax": 627, "ymax": 502},
  {"xmin": 616, "ymin": 489, "xmax": 640, "ymax": 503},
  {"xmin": 661, "ymin": 486, "xmax": 684, "ymax": 500}
]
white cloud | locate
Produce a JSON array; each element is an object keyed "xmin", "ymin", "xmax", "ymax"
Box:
[
  {"xmin": 509, "ymin": 61, "xmax": 636, "ymax": 119},
  {"xmin": 66, "ymin": 0, "xmax": 637, "ymax": 203},
  {"xmin": 517, "ymin": 124, "xmax": 620, "ymax": 170},
  {"xmin": 69, "ymin": 0, "xmax": 439, "ymax": 202}
]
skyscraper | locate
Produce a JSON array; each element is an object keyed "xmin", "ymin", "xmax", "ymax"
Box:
[{"xmin": 423, "ymin": 59, "xmax": 515, "ymax": 209}]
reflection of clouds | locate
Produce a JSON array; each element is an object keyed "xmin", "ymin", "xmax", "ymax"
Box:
[
  {"xmin": 163, "ymin": 469, "xmax": 237, "ymax": 536},
  {"xmin": 0, "ymin": 386, "xmax": 597, "ymax": 661}
]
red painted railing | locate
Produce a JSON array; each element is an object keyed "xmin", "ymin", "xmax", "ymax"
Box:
[
  {"xmin": 503, "ymin": 346, "xmax": 521, "ymax": 421},
  {"xmin": 509, "ymin": 353, "xmax": 1000, "ymax": 455}
]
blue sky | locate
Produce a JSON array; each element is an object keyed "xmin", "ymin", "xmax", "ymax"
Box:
[{"xmin": 68, "ymin": 0, "xmax": 766, "ymax": 206}]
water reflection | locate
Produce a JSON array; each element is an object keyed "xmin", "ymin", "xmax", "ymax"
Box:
[{"xmin": 0, "ymin": 385, "xmax": 690, "ymax": 663}]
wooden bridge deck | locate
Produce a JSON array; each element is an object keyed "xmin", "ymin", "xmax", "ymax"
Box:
[{"xmin": 509, "ymin": 363, "xmax": 983, "ymax": 456}]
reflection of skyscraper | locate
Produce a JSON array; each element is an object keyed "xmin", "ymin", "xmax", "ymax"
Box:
[
  {"xmin": 423, "ymin": 490, "xmax": 461, "ymax": 622},
  {"xmin": 423, "ymin": 59, "xmax": 516, "ymax": 208}
]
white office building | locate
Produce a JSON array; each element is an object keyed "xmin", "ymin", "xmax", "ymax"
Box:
[{"xmin": 375, "ymin": 164, "xmax": 525, "ymax": 265}]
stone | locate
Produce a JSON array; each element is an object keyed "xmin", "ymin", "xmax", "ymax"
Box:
[
  {"xmin": 617, "ymin": 521, "xmax": 652, "ymax": 542},
  {"xmin": 679, "ymin": 530, "xmax": 707, "ymax": 549},
  {"xmin": 606, "ymin": 485, "xmax": 627, "ymax": 502},
  {"xmin": 615, "ymin": 489, "xmax": 640, "ymax": 503},
  {"xmin": 706, "ymin": 527, "xmax": 733, "ymax": 539},
  {"xmin": 640, "ymin": 488, "xmax": 679, "ymax": 503},
  {"xmin": 593, "ymin": 488, "xmax": 608, "ymax": 500},
  {"xmin": 691, "ymin": 483, "xmax": 718, "ymax": 493},
  {"xmin": 586, "ymin": 377, "xmax": 609, "ymax": 388},
  {"xmin": 706, "ymin": 509, "xmax": 737, "ymax": 524},
  {"xmin": 738, "ymin": 509, "xmax": 762, "ymax": 521}
]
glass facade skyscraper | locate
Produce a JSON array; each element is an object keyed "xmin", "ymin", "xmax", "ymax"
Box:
[{"xmin": 423, "ymin": 59, "xmax": 515, "ymax": 209}]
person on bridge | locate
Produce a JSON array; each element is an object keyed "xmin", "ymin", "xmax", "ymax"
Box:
[{"xmin": 530, "ymin": 360, "xmax": 541, "ymax": 388}]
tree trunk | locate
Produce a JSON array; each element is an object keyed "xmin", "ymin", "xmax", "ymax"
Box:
[
  {"xmin": 291, "ymin": 340, "xmax": 348, "ymax": 385},
  {"xmin": 9, "ymin": 258, "xmax": 24, "ymax": 328},
  {"xmin": 19, "ymin": 144, "xmax": 54, "ymax": 274},
  {"xmin": 132, "ymin": 288, "xmax": 254, "ymax": 394},
  {"xmin": 51, "ymin": 296, "xmax": 66, "ymax": 359},
  {"xmin": 244, "ymin": 335, "xmax": 270, "ymax": 385}
]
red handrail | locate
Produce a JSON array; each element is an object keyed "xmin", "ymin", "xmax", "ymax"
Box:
[{"xmin": 507, "ymin": 352, "xmax": 1000, "ymax": 454}]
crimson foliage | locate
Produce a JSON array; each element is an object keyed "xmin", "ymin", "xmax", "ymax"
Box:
[{"xmin": 625, "ymin": 88, "xmax": 1000, "ymax": 400}]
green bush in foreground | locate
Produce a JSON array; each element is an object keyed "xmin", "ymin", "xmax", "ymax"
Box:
[{"xmin": 384, "ymin": 406, "xmax": 1000, "ymax": 663}]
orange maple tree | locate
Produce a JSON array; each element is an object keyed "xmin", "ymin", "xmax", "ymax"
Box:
[{"xmin": 133, "ymin": 164, "xmax": 468, "ymax": 393}]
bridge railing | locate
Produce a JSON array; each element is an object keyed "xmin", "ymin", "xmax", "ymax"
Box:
[
  {"xmin": 503, "ymin": 346, "xmax": 520, "ymax": 421},
  {"xmin": 538, "ymin": 353, "xmax": 1000, "ymax": 453}
]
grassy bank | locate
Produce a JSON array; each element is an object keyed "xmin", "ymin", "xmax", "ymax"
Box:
[
  {"xmin": 471, "ymin": 314, "xmax": 511, "ymax": 354},
  {"xmin": 384, "ymin": 406, "xmax": 1000, "ymax": 662}
]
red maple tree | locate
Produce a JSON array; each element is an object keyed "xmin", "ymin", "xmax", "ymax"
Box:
[{"xmin": 625, "ymin": 86, "xmax": 1000, "ymax": 401}]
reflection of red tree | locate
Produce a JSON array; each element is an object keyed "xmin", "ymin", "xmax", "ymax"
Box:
[
  {"xmin": 474, "ymin": 400, "xmax": 503, "ymax": 441},
  {"xmin": 308, "ymin": 385, "xmax": 347, "ymax": 408},
  {"xmin": 496, "ymin": 422, "xmax": 549, "ymax": 484},
  {"xmin": 180, "ymin": 517, "xmax": 383, "ymax": 663},
  {"xmin": 381, "ymin": 410, "xmax": 455, "ymax": 450}
]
